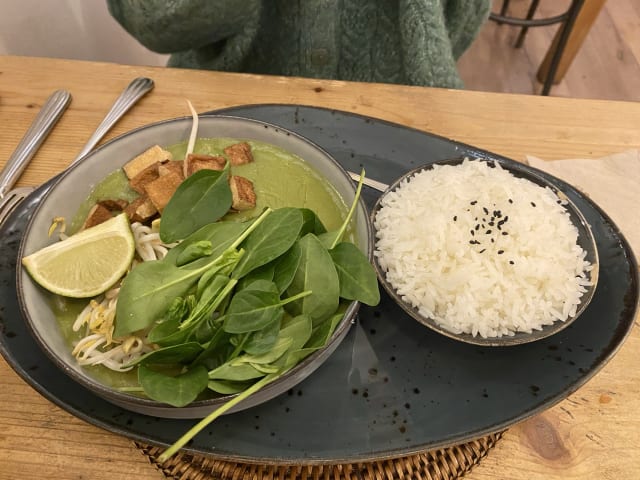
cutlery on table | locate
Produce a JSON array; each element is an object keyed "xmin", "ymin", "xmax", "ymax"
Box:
[
  {"xmin": 0, "ymin": 77, "xmax": 154, "ymax": 225},
  {"xmin": 0, "ymin": 89, "xmax": 72, "ymax": 224}
]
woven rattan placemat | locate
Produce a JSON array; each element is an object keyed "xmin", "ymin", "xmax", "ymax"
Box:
[{"xmin": 136, "ymin": 431, "xmax": 504, "ymax": 480}]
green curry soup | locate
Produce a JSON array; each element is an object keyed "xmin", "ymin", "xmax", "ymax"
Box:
[{"xmin": 56, "ymin": 137, "xmax": 352, "ymax": 389}]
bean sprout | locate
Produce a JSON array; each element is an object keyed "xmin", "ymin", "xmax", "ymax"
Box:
[{"xmin": 71, "ymin": 222, "xmax": 176, "ymax": 371}]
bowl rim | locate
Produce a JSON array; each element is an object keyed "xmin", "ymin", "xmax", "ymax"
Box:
[
  {"xmin": 370, "ymin": 156, "xmax": 600, "ymax": 347},
  {"xmin": 16, "ymin": 113, "xmax": 372, "ymax": 416}
]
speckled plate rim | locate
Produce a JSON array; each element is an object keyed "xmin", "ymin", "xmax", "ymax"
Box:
[
  {"xmin": 0, "ymin": 104, "xmax": 637, "ymax": 466},
  {"xmin": 370, "ymin": 156, "xmax": 600, "ymax": 347}
]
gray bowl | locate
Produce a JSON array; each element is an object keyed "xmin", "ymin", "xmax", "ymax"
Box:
[
  {"xmin": 370, "ymin": 157, "xmax": 599, "ymax": 347},
  {"xmin": 17, "ymin": 115, "xmax": 372, "ymax": 419}
]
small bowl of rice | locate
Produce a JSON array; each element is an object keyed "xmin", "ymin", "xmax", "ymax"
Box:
[{"xmin": 371, "ymin": 157, "xmax": 598, "ymax": 346}]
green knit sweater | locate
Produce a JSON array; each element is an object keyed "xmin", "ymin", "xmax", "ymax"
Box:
[{"xmin": 107, "ymin": 0, "xmax": 490, "ymax": 88}]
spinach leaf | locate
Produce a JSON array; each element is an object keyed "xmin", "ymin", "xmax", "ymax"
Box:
[
  {"xmin": 272, "ymin": 242, "xmax": 301, "ymax": 295},
  {"xmin": 138, "ymin": 364, "xmax": 208, "ymax": 408},
  {"xmin": 299, "ymin": 208, "xmax": 327, "ymax": 236},
  {"xmin": 115, "ymin": 260, "xmax": 200, "ymax": 337},
  {"xmin": 243, "ymin": 316, "xmax": 281, "ymax": 355},
  {"xmin": 208, "ymin": 379, "xmax": 254, "ymax": 395},
  {"xmin": 132, "ymin": 342, "xmax": 203, "ymax": 366},
  {"xmin": 176, "ymin": 240, "xmax": 213, "ymax": 267},
  {"xmin": 115, "ymin": 248, "xmax": 242, "ymax": 337},
  {"xmin": 235, "ymin": 262, "xmax": 276, "ymax": 291},
  {"xmin": 234, "ymin": 336, "xmax": 293, "ymax": 365},
  {"xmin": 285, "ymin": 234, "xmax": 340, "ymax": 325},
  {"xmin": 232, "ymin": 208, "xmax": 303, "ymax": 280},
  {"xmin": 165, "ymin": 221, "xmax": 248, "ymax": 267},
  {"xmin": 278, "ymin": 314, "xmax": 313, "ymax": 351},
  {"xmin": 222, "ymin": 290, "xmax": 284, "ymax": 334},
  {"xmin": 160, "ymin": 165, "xmax": 232, "ymax": 243},
  {"xmin": 329, "ymin": 242, "xmax": 380, "ymax": 305},
  {"xmin": 208, "ymin": 362, "xmax": 266, "ymax": 381}
]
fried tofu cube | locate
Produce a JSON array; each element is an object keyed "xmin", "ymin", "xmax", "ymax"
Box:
[
  {"xmin": 185, "ymin": 153, "xmax": 226, "ymax": 176},
  {"xmin": 123, "ymin": 145, "xmax": 173, "ymax": 179},
  {"xmin": 129, "ymin": 162, "xmax": 161, "ymax": 194},
  {"xmin": 97, "ymin": 199, "xmax": 129, "ymax": 212},
  {"xmin": 229, "ymin": 175, "xmax": 256, "ymax": 211},
  {"xmin": 124, "ymin": 196, "xmax": 158, "ymax": 223},
  {"xmin": 158, "ymin": 160, "xmax": 185, "ymax": 180},
  {"xmin": 144, "ymin": 171, "xmax": 184, "ymax": 213},
  {"xmin": 82, "ymin": 204, "xmax": 113, "ymax": 229},
  {"xmin": 224, "ymin": 142, "xmax": 253, "ymax": 166}
]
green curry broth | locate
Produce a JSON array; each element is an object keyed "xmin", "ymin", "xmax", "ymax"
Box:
[{"xmin": 55, "ymin": 137, "xmax": 354, "ymax": 391}]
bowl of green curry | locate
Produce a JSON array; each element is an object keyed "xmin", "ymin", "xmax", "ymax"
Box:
[{"xmin": 17, "ymin": 114, "xmax": 378, "ymax": 419}]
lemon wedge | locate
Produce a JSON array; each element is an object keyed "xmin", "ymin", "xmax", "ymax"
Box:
[{"xmin": 22, "ymin": 213, "xmax": 135, "ymax": 298}]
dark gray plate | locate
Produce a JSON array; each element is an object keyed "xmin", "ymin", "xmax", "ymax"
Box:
[{"xmin": 0, "ymin": 104, "xmax": 637, "ymax": 465}]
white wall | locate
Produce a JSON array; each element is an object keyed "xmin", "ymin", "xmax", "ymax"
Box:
[{"xmin": 0, "ymin": 0, "xmax": 169, "ymax": 66}]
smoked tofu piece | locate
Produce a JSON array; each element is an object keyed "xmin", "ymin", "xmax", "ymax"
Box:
[
  {"xmin": 82, "ymin": 204, "xmax": 113, "ymax": 229},
  {"xmin": 224, "ymin": 142, "xmax": 253, "ymax": 166},
  {"xmin": 229, "ymin": 175, "xmax": 256, "ymax": 211},
  {"xmin": 185, "ymin": 153, "xmax": 226, "ymax": 176},
  {"xmin": 158, "ymin": 160, "xmax": 185, "ymax": 180},
  {"xmin": 124, "ymin": 196, "xmax": 158, "ymax": 223},
  {"xmin": 123, "ymin": 145, "xmax": 173, "ymax": 179},
  {"xmin": 129, "ymin": 162, "xmax": 161, "ymax": 194},
  {"xmin": 144, "ymin": 171, "xmax": 184, "ymax": 213}
]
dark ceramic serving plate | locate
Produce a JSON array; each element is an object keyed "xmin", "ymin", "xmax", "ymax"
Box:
[{"xmin": 0, "ymin": 104, "xmax": 637, "ymax": 464}]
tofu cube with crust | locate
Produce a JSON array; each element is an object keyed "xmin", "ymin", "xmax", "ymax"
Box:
[
  {"xmin": 224, "ymin": 142, "xmax": 253, "ymax": 166},
  {"xmin": 158, "ymin": 160, "xmax": 185, "ymax": 180},
  {"xmin": 185, "ymin": 153, "xmax": 226, "ymax": 176},
  {"xmin": 97, "ymin": 199, "xmax": 129, "ymax": 212},
  {"xmin": 129, "ymin": 162, "xmax": 161, "ymax": 194},
  {"xmin": 82, "ymin": 204, "xmax": 113, "ymax": 229},
  {"xmin": 124, "ymin": 196, "xmax": 158, "ymax": 223},
  {"xmin": 145, "ymin": 171, "xmax": 184, "ymax": 213},
  {"xmin": 123, "ymin": 145, "xmax": 173, "ymax": 179},
  {"xmin": 229, "ymin": 175, "xmax": 256, "ymax": 211}
]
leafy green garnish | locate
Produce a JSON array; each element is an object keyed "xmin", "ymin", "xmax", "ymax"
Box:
[{"xmin": 113, "ymin": 166, "xmax": 379, "ymax": 462}]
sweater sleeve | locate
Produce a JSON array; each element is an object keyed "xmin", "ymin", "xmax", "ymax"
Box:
[{"xmin": 106, "ymin": 0, "xmax": 263, "ymax": 53}]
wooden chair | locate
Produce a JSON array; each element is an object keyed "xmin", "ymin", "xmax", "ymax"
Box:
[{"xmin": 490, "ymin": 0, "xmax": 606, "ymax": 95}]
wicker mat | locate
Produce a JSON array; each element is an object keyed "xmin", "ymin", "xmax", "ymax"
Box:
[{"xmin": 136, "ymin": 432, "xmax": 504, "ymax": 480}]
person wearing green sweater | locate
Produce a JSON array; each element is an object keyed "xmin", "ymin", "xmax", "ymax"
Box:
[{"xmin": 107, "ymin": 0, "xmax": 490, "ymax": 89}]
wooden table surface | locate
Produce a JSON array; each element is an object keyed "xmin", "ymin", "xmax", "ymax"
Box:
[{"xmin": 0, "ymin": 55, "xmax": 638, "ymax": 480}]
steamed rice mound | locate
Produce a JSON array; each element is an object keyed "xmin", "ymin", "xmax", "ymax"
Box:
[{"xmin": 374, "ymin": 159, "xmax": 592, "ymax": 338}]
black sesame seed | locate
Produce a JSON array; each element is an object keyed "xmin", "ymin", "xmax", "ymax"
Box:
[
  {"xmin": 475, "ymin": 224, "xmax": 480, "ymax": 231},
  {"xmin": 486, "ymin": 230, "xmax": 492, "ymax": 234},
  {"xmin": 479, "ymin": 249, "xmax": 486, "ymax": 253},
  {"xmin": 488, "ymin": 221, "xmax": 495, "ymax": 227},
  {"xmin": 491, "ymin": 238, "xmax": 495, "ymax": 243},
  {"xmin": 470, "ymin": 200, "xmax": 477, "ymax": 205},
  {"xmin": 483, "ymin": 207, "xmax": 489, "ymax": 215},
  {"xmin": 508, "ymin": 199, "xmax": 513, "ymax": 204},
  {"xmin": 509, "ymin": 260, "xmax": 515, "ymax": 265},
  {"xmin": 531, "ymin": 202, "xmax": 536, "ymax": 207},
  {"xmin": 498, "ymin": 250, "xmax": 504, "ymax": 254},
  {"xmin": 470, "ymin": 230, "xmax": 475, "ymax": 236},
  {"xmin": 502, "ymin": 231, "xmax": 508, "ymax": 236},
  {"xmin": 453, "ymin": 215, "xmax": 457, "ymax": 221}
]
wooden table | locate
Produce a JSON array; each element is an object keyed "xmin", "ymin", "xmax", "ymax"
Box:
[{"xmin": 0, "ymin": 55, "xmax": 638, "ymax": 480}]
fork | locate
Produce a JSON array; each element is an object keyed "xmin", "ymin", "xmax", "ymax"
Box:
[
  {"xmin": 0, "ymin": 89, "xmax": 72, "ymax": 225},
  {"xmin": 0, "ymin": 77, "xmax": 154, "ymax": 226}
]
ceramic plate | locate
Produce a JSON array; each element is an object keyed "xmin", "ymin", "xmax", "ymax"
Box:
[{"xmin": 0, "ymin": 105, "xmax": 637, "ymax": 464}]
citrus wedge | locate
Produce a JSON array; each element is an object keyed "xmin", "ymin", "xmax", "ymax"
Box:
[{"xmin": 22, "ymin": 212, "xmax": 135, "ymax": 298}]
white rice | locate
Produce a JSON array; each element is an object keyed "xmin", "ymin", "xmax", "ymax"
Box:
[{"xmin": 373, "ymin": 158, "xmax": 592, "ymax": 338}]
